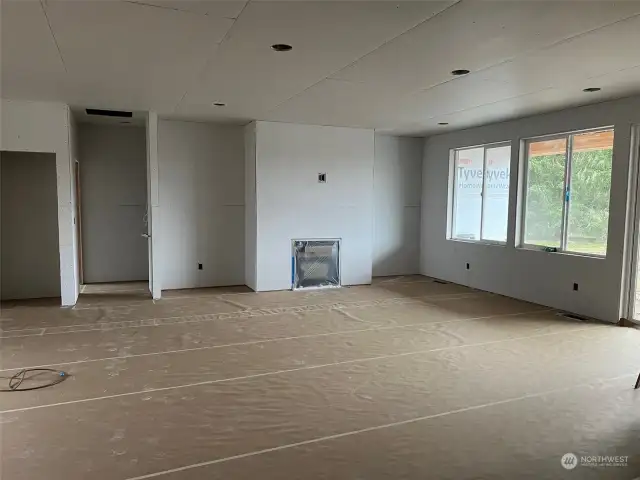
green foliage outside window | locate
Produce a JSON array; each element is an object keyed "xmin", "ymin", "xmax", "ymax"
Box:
[{"xmin": 525, "ymin": 148, "xmax": 612, "ymax": 255}]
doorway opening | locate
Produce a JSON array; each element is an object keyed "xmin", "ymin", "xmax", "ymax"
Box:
[
  {"xmin": 74, "ymin": 112, "xmax": 151, "ymax": 303},
  {"xmin": 1, "ymin": 151, "xmax": 61, "ymax": 304}
]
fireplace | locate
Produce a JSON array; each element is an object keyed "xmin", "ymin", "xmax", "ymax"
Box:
[{"xmin": 291, "ymin": 239, "xmax": 340, "ymax": 290}]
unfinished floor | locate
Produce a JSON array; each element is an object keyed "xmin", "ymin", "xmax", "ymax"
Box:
[{"xmin": 1, "ymin": 276, "xmax": 640, "ymax": 479}]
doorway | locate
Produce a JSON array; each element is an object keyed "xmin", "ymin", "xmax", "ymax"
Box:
[
  {"xmin": 76, "ymin": 121, "xmax": 150, "ymax": 302},
  {"xmin": 1, "ymin": 151, "xmax": 61, "ymax": 302}
]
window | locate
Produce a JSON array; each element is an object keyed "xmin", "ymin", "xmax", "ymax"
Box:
[
  {"xmin": 450, "ymin": 143, "xmax": 511, "ymax": 243},
  {"xmin": 522, "ymin": 128, "xmax": 614, "ymax": 256}
]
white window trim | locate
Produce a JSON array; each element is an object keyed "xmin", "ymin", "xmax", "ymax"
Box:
[
  {"xmin": 518, "ymin": 126, "xmax": 614, "ymax": 258},
  {"xmin": 448, "ymin": 141, "xmax": 511, "ymax": 245}
]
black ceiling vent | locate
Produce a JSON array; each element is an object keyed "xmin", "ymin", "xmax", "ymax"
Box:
[{"xmin": 85, "ymin": 108, "xmax": 133, "ymax": 118}]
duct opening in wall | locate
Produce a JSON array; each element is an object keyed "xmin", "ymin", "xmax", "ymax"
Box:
[{"xmin": 292, "ymin": 239, "xmax": 340, "ymax": 290}]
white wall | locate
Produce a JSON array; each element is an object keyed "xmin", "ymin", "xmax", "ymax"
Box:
[
  {"xmin": 373, "ymin": 135, "xmax": 422, "ymax": 276},
  {"xmin": 254, "ymin": 121, "xmax": 374, "ymax": 291},
  {"xmin": 244, "ymin": 122, "xmax": 257, "ymax": 291},
  {"xmin": 1, "ymin": 152, "xmax": 61, "ymax": 300},
  {"xmin": 78, "ymin": 125, "xmax": 148, "ymax": 283},
  {"xmin": 158, "ymin": 120, "xmax": 244, "ymax": 290},
  {"xmin": 421, "ymin": 95, "xmax": 640, "ymax": 323},
  {"xmin": 0, "ymin": 99, "xmax": 78, "ymax": 305}
]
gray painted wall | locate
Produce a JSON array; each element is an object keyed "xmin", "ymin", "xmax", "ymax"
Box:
[
  {"xmin": 1, "ymin": 99, "xmax": 78, "ymax": 305},
  {"xmin": 79, "ymin": 125, "xmax": 148, "ymax": 283},
  {"xmin": 1, "ymin": 151, "xmax": 61, "ymax": 300},
  {"xmin": 158, "ymin": 120, "xmax": 245, "ymax": 290},
  {"xmin": 373, "ymin": 135, "xmax": 423, "ymax": 277},
  {"xmin": 421, "ymin": 95, "xmax": 640, "ymax": 323}
]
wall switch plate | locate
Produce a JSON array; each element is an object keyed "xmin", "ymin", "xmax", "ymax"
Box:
[{"xmin": 318, "ymin": 173, "xmax": 326, "ymax": 183}]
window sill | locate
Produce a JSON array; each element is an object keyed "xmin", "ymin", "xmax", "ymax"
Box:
[
  {"xmin": 517, "ymin": 245, "xmax": 606, "ymax": 259},
  {"xmin": 447, "ymin": 238, "xmax": 507, "ymax": 247}
]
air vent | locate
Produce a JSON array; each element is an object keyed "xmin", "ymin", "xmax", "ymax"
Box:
[{"xmin": 85, "ymin": 108, "xmax": 133, "ymax": 118}]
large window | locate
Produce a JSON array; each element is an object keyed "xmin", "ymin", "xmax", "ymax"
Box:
[
  {"xmin": 522, "ymin": 128, "xmax": 614, "ymax": 256},
  {"xmin": 450, "ymin": 142, "xmax": 511, "ymax": 243}
]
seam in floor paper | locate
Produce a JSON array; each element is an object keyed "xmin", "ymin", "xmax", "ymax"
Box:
[
  {"xmin": 81, "ymin": 287, "xmax": 148, "ymax": 295},
  {"xmin": 0, "ymin": 308, "xmax": 557, "ymax": 371},
  {"xmin": 72, "ymin": 300, "xmax": 152, "ymax": 311},
  {"xmin": 218, "ymin": 297, "xmax": 255, "ymax": 310},
  {"xmin": 0, "ymin": 319, "xmax": 594, "ymax": 414},
  {"xmin": 373, "ymin": 276, "xmax": 428, "ymax": 284},
  {"xmin": 0, "ymin": 293, "xmax": 486, "ymax": 338},
  {"xmin": 335, "ymin": 308, "xmax": 384, "ymax": 325},
  {"xmin": 123, "ymin": 372, "xmax": 636, "ymax": 480},
  {"xmin": 5, "ymin": 286, "xmax": 482, "ymax": 313},
  {"xmin": 1, "ymin": 302, "xmax": 358, "ymax": 335},
  {"xmin": 42, "ymin": 283, "xmax": 421, "ymax": 310},
  {"xmin": 4, "ymin": 293, "xmax": 451, "ymax": 327},
  {"xmin": 158, "ymin": 277, "xmax": 433, "ymax": 301},
  {"xmin": 0, "ymin": 289, "xmax": 481, "ymax": 321},
  {"xmin": 0, "ymin": 299, "xmax": 386, "ymax": 332}
]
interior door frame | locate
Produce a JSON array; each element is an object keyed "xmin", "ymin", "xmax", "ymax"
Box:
[
  {"xmin": 74, "ymin": 158, "xmax": 84, "ymax": 285},
  {"xmin": 146, "ymin": 112, "xmax": 161, "ymax": 299},
  {"xmin": 623, "ymin": 124, "xmax": 640, "ymax": 322}
]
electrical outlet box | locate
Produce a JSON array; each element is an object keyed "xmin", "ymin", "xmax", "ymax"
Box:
[
  {"xmin": 318, "ymin": 173, "xmax": 326, "ymax": 183},
  {"xmin": 573, "ymin": 283, "xmax": 578, "ymax": 291},
  {"xmin": 198, "ymin": 263, "xmax": 203, "ymax": 270},
  {"xmin": 466, "ymin": 263, "xmax": 470, "ymax": 270}
]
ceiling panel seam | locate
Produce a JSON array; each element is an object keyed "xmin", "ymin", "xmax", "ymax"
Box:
[
  {"xmin": 122, "ymin": 1, "xmax": 239, "ymax": 20},
  {"xmin": 405, "ymin": 11, "xmax": 640, "ymax": 103},
  {"xmin": 393, "ymin": 81, "xmax": 613, "ymax": 134},
  {"xmin": 412, "ymin": 9, "xmax": 640, "ymax": 99},
  {"xmin": 426, "ymin": 86, "xmax": 557, "ymax": 123},
  {"xmin": 475, "ymin": 10, "xmax": 640, "ymax": 84},
  {"xmin": 418, "ymin": 79, "xmax": 634, "ymax": 132},
  {"xmin": 380, "ymin": 79, "xmax": 638, "ymax": 135},
  {"xmin": 171, "ymin": 0, "xmax": 251, "ymax": 113},
  {"xmin": 532, "ymin": 10, "xmax": 640, "ymax": 56},
  {"xmin": 252, "ymin": 118, "xmax": 373, "ymax": 131},
  {"xmin": 590, "ymin": 62, "xmax": 640, "ymax": 80},
  {"xmin": 262, "ymin": 0, "xmax": 463, "ymax": 115},
  {"xmin": 39, "ymin": 0, "xmax": 67, "ymax": 73},
  {"xmin": 276, "ymin": 8, "xmax": 640, "ymax": 129}
]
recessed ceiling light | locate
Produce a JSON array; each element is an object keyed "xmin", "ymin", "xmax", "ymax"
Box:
[
  {"xmin": 271, "ymin": 44, "xmax": 293, "ymax": 52},
  {"xmin": 212, "ymin": 102, "xmax": 226, "ymax": 107},
  {"xmin": 583, "ymin": 87, "xmax": 601, "ymax": 93},
  {"xmin": 438, "ymin": 122, "xmax": 449, "ymax": 125},
  {"xmin": 451, "ymin": 69, "xmax": 470, "ymax": 76}
]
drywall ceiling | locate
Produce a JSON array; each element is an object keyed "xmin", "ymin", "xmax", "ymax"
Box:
[{"xmin": 2, "ymin": 0, "xmax": 640, "ymax": 135}]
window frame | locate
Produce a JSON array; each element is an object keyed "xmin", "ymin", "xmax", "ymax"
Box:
[
  {"xmin": 448, "ymin": 141, "xmax": 511, "ymax": 246},
  {"xmin": 519, "ymin": 126, "xmax": 614, "ymax": 258}
]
